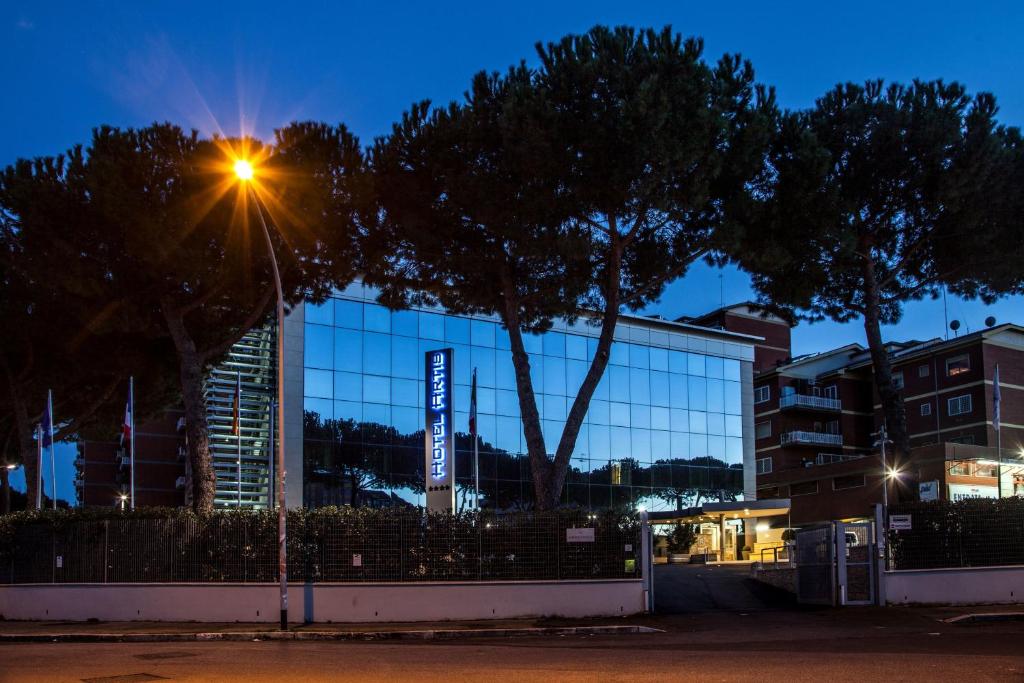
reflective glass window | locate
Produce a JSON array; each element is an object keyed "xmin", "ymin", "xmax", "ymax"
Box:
[
  {"xmin": 472, "ymin": 346, "xmax": 496, "ymax": 387},
  {"xmin": 651, "ymin": 406, "xmax": 670, "ymax": 431},
  {"xmin": 334, "ymin": 328, "xmax": 362, "ymax": 372},
  {"xmin": 392, "ymin": 309, "xmax": 418, "ymax": 337},
  {"xmin": 593, "ymin": 371, "xmax": 610, "ymax": 401},
  {"xmin": 610, "ymin": 427, "xmax": 630, "ymax": 458},
  {"xmin": 528, "ymin": 354, "xmax": 543, "ymax": 390},
  {"xmin": 496, "ymin": 327, "xmax": 511, "ymax": 351},
  {"xmin": 589, "ymin": 424, "xmax": 610, "ymax": 459},
  {"xmin": 706, "ymin": 412, "xmax": 725, "ymax": 436},
  {"xmin": 334, "ymin": 371, "xmax": 361, "ymax": 400},
  {"xmin": 543, "ymin": 420, "xmax": 562, "ymax": 449},
  {"xmin": 725, "ymin": 414, "xmax": 742, "ymax": 438},
  {"xmin": 363, "ymin": 332, "xmax": 392, "ymax": 376},
  {"xmin": 445, "ymin": 316, "xmax": 470, "ymax": 344},
  {"xmin": 566, "ymin": 335, "xmax": 588, "ymax": 360},
  {"xmin": 688, "ymin": 376, "xmax": 707, "ymax": 411},
  {"xmin": 392, "ymin": 406, "xmax": 419, "ymax": 435},
  {"xmin": 363, "ymin": 304, "xmax": 391, "ymax": 333},
  {"xmin": 471, "ymin": 320, "xmax": 496, "ymax": 348},
  {"xmin": 631, "ymin": 428, "xmax": 651, "ymax": 461},
  {"xmin": 496, "ymin": 353, "xmax": 517, "ymax": 390},
  {"xmin": 610, "ymin": 401, "xmax": 631, "ymax": 427},
  {"xmin": 304, "ymin": 324, "xmax": 333, "ymax": 369},
  {"xmin": 587, "ymin": 399, "xmax": 610, "ymax": 425},
  {"xmin": 363, "ymin": 375, "xmax": 390, "ymax": 404},
  {"xmin": 543, "ymin": 356, "xmax": 566, "ymax": 395},
  {"xmin": 523, "ymin": 333, "xmax": 542, "ymax": 354},
  {"xmin": 450, "ymin": 344, "xmax": 471, "ymax": 385},
  {"xmin": 610, "ymin": 342, "xmax": 628, "ymax": 366},
  {"xmin": 305, "ymin": 369, "xmax": 333, "ymax": 399},
  {"xmin": 670, "ymin": 431, "xmax": 688, "ymax": 459},
  {"xmin": 543, "ymin": 332, "xmax": 565, "ymax": 357},
  {"xmin": 496, "ymin": 389, "xmax": 519, "ymax": 416},
  {"xmin": 670, "ymin": 408, "xmax": 688, "ymax": 432},
  {"xmin": 391, "ymin": 336, "xmax": 418, "ymax": 379},
  {"xmin": 669, "ymin": 374, "xmax": 688, "ymax": 409},
  {"xmin": 629, "ymin": 368, "xmax": 650, "ymax": 404},
  {"xmin": 705, "ymin": 355, "xmax": 724, "ymax": 379},
  {"xmin": 391, "ymin": 378, "xmax": 418, "ymax": 407},
  {"xmin": 304, "ymin": 397, "xmax": 333, "ymax": 423},
  {"xmin": 629, "ymin": 344, "xmax": 649, "ymax": 369},
  {"xmin": 706, "ymin": 378, "xmax": 725, "ymax": 413},
  {"xmin": 363, "ymin": 403, "xmax": 390, "ymax": 426},
  {"xmin": 566, "ymin": 359, "xmax": 588, "ymax": 396},
  {"xmin": 669, "ymin": 350, "xmax": 687, "ymax": 374},
  {"xmin": 305, "ymin": 300, "xmax": 333, "ymax": 325},
  {"xmin": 335, "ymin": 399, "xmax": 361, "ymax": 423},
  {"xmin": 630, "ymin": 404, "xmax": 651, "ymax": 429},
  {"xmin": 690, "ymin": 433, "xmax": 708, "ymax": 457},
  {"xmin": 726, "ymin": 436, "xmax": 743, "ymax": 464},
  {"xmin": 689, "ymin": 410, "xmax": 707, "ymax": 433},
  {"xmin": 707, "ymin": 435, "xmax": 725, "ymax": 460},
  {"xmin": 476, "ymin": 413, "xmax": 496, "ymax": 442},
  {"xmin": 543, "ymin": 394, "xmax": 566, "ymax": 421},
  {"xmin": 687, "ymin": 353, "xmax": 706, "ymax": 376},
  {"xmin": 419, "ymin": 312, "xmax": 444, "ymax": 340},
  {"xmin": 478, "ymin": 387, "xmax": 496, "ymax": 414},
  {"xmin": 651, "ymin": 430, "xmax": 670, "ymax": 460},
  {"xmin": 724, "ymin": 381, "xmax": 742, "ymax": 415},
  {"xmin": 650, "ymin": 347, "xmax": 668, "ymax": 372},
  {"xmin": 334, "ymin": 299, "xmax": 362, "ymax": 329},
  {"xmin": 454, "ymin": 384, "xmax": 470, "ymax": 413},
  {"xmin": 723, "ymin": 358, "xmax": 741, "ymax": 382},
  {"xmin": 610, "ymin": 366, "xmax": 630, "ymax": 400},
  {"xmin": 650, "ymin": 371, "xmax": 670, "ymax": 407},
  {"xmin": 495, "ymin": 416, "xmax": 522, "ymax": 454}
]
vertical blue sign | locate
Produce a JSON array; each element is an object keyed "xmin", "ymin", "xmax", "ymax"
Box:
[{"xmin": 425, "ymin": 348, "xmax": 455, "ymax": 511}]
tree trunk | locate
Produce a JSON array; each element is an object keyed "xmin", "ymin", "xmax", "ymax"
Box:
[
  {"xmin": 862, "ymin": 258, "xmax": 911, "ymax": 466},
  {"xmin": 164, "ymin": 307, "xmax": 217, "ymax": 513}
]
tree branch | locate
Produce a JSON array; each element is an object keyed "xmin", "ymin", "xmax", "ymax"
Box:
[{"xmin": 198, "ymin": 283, "xmax": 276, "ymax": 364}]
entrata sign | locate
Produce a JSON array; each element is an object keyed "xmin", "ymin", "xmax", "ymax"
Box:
[{"xmin": 425, "ymin": 349, "xmax": 455, "ymax": 511}]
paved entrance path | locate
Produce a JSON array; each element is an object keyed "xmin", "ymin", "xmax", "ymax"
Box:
[{"xmin": 654, "ymin": 562, "xmax": 793, "ymax": 613}]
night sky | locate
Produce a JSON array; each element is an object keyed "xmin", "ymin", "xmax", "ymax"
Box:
[{"xmin": 4, "ymin": 1, "xmax": 1022, "ymax": 501}]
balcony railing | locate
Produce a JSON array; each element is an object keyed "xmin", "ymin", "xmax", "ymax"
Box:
[
  {"xmin": 780, "ymin": 431, "xmax": 843, "ymax": 447},
  {"xmin": 779, "ymin": 393, "xmax": 841, "ymax": 412},
  {"xmin": 815, "ymin": 452, "xmax": 866, "ymax": 465}
]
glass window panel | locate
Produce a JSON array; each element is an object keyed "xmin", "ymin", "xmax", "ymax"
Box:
[
  {"xmin": 705, "ymin": 355, "xmax": 724, "ymax": 379},
  {"xmin": 363, "ymin": 375, "xmax": 390, "ymax": 404},
  {"xmin": 610, "ymin": 366, "xmax": 630, "ymax": 400},
  {"xmin": 450, "ymin": 344, "xmax": 471, "ymax": 385},
  {"xmin": 687, "ymin": 353, "xmax": 706, "ymax": 376},
  {"xmin": 566, "ymin": 335, "xmax": 588, "ymax": 360},
  {"xmin": 496, "ymin": 389, "xmax": 519, "ymax": 416},
  {"xmin": 496, "ymin": 353, "xmax": 517, "ymax": 390},
  {"xmin": 363, "ymin": 402, "xmax": 390, "ymax": 426},
  {"xmin": 610, "ymin": 427, "xmax": 631, "ymax": 459},
  {"xmin": 688, "ymin": 376, "xmax": 707, "ymax": 411},
  {"xmin": 471, "ymin": 346, "xmax": 496, "ymax": 387},
  {"xmin": 304, "ymin": 397, "xmax": 333, "ymax": 424},
  {"xmin": 445, "ymin": 316, "xmax": 470, "ymax": 344},
  {"xmin": 391, "ymin": 378, "xmax": 418, "ymax": 407},
  {"xmin": 629, "ymin": 344, "xmax": 649, "ymax": 369},
  {"xmin": 523, "ymin": 333, "xmax": 542, "ymax": 354},
  {"xmin": 529, "ymin": 354, "xmax": 543, "ymax": 391},
  {"xmin": 629, "ymin": 368, "xmax": 650, "ymax": 404},
  {"xmin": 669, "ymin": 350, "xmax": 687, "ymax": 374},
  {"xmin": 496, "ymin": 327, "xmax": 511, "ymax": 351},
  {"xmin": 571, "ymin": 424, "xmax": 589, "ymax": 460},
  {"xmin": 391, "ymin": 336, "xmax": 418, "ymax": 379},
  {"xmin": 543, "ymin": 420, "xmax": 562, "ymax": 452},
  {"xmin": 631, "ymin": 428, "xmax": 651, "ymax": 461},
  {"xmin": 651, "ymin": 406, "xmax": 670, "ymax": 431},
  {"xmin": 587, "ymin": 399, "xmax": 610, "ymax": 425},
  {"xmin": 726, "ymin": 437, "xmax": 743, "ymax": 464},
  {"xmin": 543, "ymin": 331, "xmax": 565, "ymax": 357},
  {"xmin": 707, "ymin": 435, "xmax": 725, "ymax": 460},
  {"xmin": 363, "ymin": 332, "xmax": 391, "ymax": 376},
  {"xmin": 593, "ymin": 371, "xmax": 610, "ymax": 401},
  {"xmin": 630, "ymin": 404, "xmax": 650, "ymax": 429},
  {"xmin": 478, "ymin": 387, "xmax": 496, "ymax": 414},
  {"xmin": 650, "ymin": 371, "xmax": 669, "ymax": 407},
  {"xmin": 495, "ymin": 416, "xmax": 522, "ymax": 454},
  {"xmin": 725, "ymin": 414, "xmax": 743, "ymax": 438},
  {"xmin": 723, "ymin": 358, "xmax": 741, "ymax": 382},
  {"xmin": 543, "ymin": 356, "xmax": 566, "ymax": 395},
  {"xmin": 589, "ymin": 424, "xmax": 610, "ymax": 459},
  {"xmin": 670, "ymin": 432, "xmax": 688, "ymax": 459},
  {"xmin": 706, "ymin": 378, "xmax": 725, "ymax": 413},
  {"xmin": 670, "ymin": 408, "xmax": 689, "ymax": 432},
  {"xmin": 392, "ymin": 309, "xmax": 418, "ymax": 337},
  {"xmin": 334, "ymin": 371, "xmax": 361, "ymax": 400},
  {"xmin": 610, "ymin": 342, "xmax": 628, "ymax": 366},
  {"xmin": 305, "ymin": 368, "xmax": 333, "ymax": 399},
  {"xmin": 566, "ymin": 359, "xmax": 588, "ymax": 396},
  {"xmin": 689, "ymin": 410, "xmax": 707, "ymax": 433},
  {"xmin": 651, "ymin": 430, "xmax": 670, "ymax": 460},
  {"xmin": 454, "ymin": 384, "xmax": 470, "ymax": 413},
  {"xmin": 690, "ymin": 433, "xmax": 708, "ymax": 458},
  {"xmin": 652, "ymin": 346, "xmax": 670, "ymax": 370},
  {"xmin": 476, "ymin": 413, "xmax": 496, "ymax": 443},
  {"xmin": 334, "ymin": 299, "xmax": 362, "ymax": 329},
  {"xmin": 334, "ymin": 399, "xmax": 362, "ymax": 423},
  {"xmin": 392, "ymin": 406, "xmax": 419, "ymax": 436},
  {"xmin": 363, "ymin": 304, "xmax": 391, "ymax": 333},
  {"xmin": 304, "ymin": 324, "xmax": 333, "ymax": 369},
  {"xmin": 419, "ymin": 312, "xmax": 444, "ymax": 340},
  {"xmin": 587, "ymin": 337, "xmax": 600, "ymax": 361},
  {"xmin": 610, "ymin": 402, "xmax": 631, "ymax": 427},
  {"xmin": 669, "ymin": 374, "xmax": 688, "ymax": 409},
  {"xmin": 543, "ymin": 394, "xmax": 566, "ymax": 421},
  {"xmin": 470, "ymin": 320, "xmax": 496, "ymax": 347},
  {"xmin": 305, "ymin": 300, "xmax": 333, "ymax": 326},
  {"xmin": 724, "ymin": 381, "xmax": 742, "ymax": 415},
  {"xmin": 706, "ymin": 412, "xmax": 725, "ymax": 436},
  {"xmin": 334, "ymin": 328, "xmax": 362, "ymax": 372}
]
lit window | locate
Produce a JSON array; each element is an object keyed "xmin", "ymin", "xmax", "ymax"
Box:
[
  {"xmin": 948, "ymin": 394, "xmax": 973, "ymax": 416},
  {"xmin": 754, "ymin": 385, "xmax": 770, "ymax": 404},
  {"xmin": 920, "ymin": 402, "xmax": 932, "ymax": 417},
  {"xmin": 946, "ymin": 354, "xmax": 970, "ymax": 377}
]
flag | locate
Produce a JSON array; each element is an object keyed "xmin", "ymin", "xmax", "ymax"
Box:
[
  {"xmin": 469, "ymin": 368, "xmax": 478, "ymax": 437},
  {"xmin": 41, "ymin": 391, "xmax": 54, "ymax": 448},
  {"xmin": 121, "ymin": 383, "xmax": 133, "ymax": 449},
  {"xmin": 993, "ymin": 364, "xmax": 1001, "ymax": 433},
  {"xmin": 232, "ymin": 373, "xmax": 242, "ymax": 436}
]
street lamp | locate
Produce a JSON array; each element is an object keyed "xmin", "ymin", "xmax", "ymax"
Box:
[{"xmin": 233, "ymin": 157, "xmax": 288, "ymax": 631}]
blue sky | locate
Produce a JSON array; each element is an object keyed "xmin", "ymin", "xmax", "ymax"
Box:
[{"xmin": 4, "ymin": 2, "xmax": 1023, "ymax": 500}]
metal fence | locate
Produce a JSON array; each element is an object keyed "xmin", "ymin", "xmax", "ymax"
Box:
[
  {"xmin": 887, "ymin": 499, "xmax": 1024, "ymax": 571},
  {"xmin": 0, "ymin": 509, "xmax": 642, "ymax": 584}
]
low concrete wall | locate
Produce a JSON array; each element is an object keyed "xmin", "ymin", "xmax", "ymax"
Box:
[
  {"xmin": 885, "ymin": 566, "xmax": 1024, "ymax": 605},
  {"xmin": 0, "ymin": 579, "xmax": 644, "ymax": 623}
]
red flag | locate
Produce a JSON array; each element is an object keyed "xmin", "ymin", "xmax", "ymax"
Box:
[{"xmin": 121, "ymin": 397, "xmax": 132, "ymax": 447}]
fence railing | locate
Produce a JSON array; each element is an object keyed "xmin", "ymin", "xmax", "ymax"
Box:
[
  {"xmin": 0, "ymin": 509, "xmax": 642, "ymax": 584},
  {"xmin": 779, "ymin": 394, "xmax": 841, "ymax": 411},
  {"xmin": 887, "ymin": 499, "xmax": 1024, "ymax": 571},
  {"xmin": 780, "ymin": 431, "xmax": 843, "ymax": 447}
]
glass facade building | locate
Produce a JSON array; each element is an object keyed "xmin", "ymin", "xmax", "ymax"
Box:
[{"xmin": 290, "ymin": 283, "xmax": 756, "ymax": 512}]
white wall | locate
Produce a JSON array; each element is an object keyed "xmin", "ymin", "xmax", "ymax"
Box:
[
  {"xmin": 0, "ymin": 579, "xmax": 644, "ymax": 623},
  {"xmin": 885, "ymin": 566, "xmax": 1024, "ymax": 605}
]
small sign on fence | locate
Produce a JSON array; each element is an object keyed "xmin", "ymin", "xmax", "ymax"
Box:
[
  {"xmin": 55, "ymin": 556, "xmax": 62, "ymax": 569},
  {"xmin": 352, "ymin": 554, "xmax": 362, "ymax": 567},
  {"xmin": 566, "ymin": 528, "xmax": 595, "ymax": 543},
  {"xmin": 889, "ymin": 514, "xmax": 912, "ymax": 531}
]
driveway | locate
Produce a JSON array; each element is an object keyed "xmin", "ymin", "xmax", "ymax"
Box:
[{"xmin": 654, "ymin": 562, "xmax": 794, "ymax": 614}]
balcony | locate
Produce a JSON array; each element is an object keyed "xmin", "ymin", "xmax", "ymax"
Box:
[
  {"xmin": 814, "ymin": 452, "xmax": 866, "ymax": 465},
  {"xmin": 780, "ymin": 431, "xmax": 843, "ymax": 447},
  {"xmin": 779, "ymin": 393, "xmax": 841, "ymax": 412}
]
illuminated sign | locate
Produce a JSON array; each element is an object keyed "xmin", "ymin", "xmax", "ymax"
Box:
[{"xmin": 425, "ymin": 349, "xmax": 455, "ymax": 511}]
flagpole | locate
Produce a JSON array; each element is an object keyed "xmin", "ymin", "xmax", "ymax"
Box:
[
  {"xmin": 472, "ymin": 368, "xmax": 480, "ymax": 512},
  {"xmin": 35, "ymin": 424, "xmax": 42, "ymax": 510},
  {"xmin": 237, "ymin": 371, "xmax": 243, "ymax": 509},
  {"xmin": 995, "ymin": 364, "xmax": 1002, "ymax": 499},
  {"xmin": 129, "ymin": 376, "xmax": 136, "ymax": 510},
  {"xmin": 48, "ymin": 390, "xmax": 56, "ymax": 510}
]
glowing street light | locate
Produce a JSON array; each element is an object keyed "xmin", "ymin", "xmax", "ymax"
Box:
[{"xmin": 232, "ymin": 155, "xmax": 288, "ymax": 631}]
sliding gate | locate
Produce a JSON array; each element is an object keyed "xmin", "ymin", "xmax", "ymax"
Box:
[{"xmin": 795, "ymin": 521, "xmax": 876, "ymax": 606}]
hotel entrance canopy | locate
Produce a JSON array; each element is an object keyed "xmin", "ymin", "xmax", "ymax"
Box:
[{"xmin": 647, "ymin": 498, "xmax": 791, "ymax": 524}]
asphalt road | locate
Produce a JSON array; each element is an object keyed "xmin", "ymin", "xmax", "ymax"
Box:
[
  {"xmin": 5, "ymin": 610, "xmax": 1024, "ymax": 682},
  {"xmin": 653, "ymin": 562, "xmax": 791, "ymax": 613}
]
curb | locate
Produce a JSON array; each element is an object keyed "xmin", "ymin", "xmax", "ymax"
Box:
[
  {"xmin": 943, "ymin": 612, "xmax": 1024, "ymax": 624},
  {"xmin": 0, "ymin": 624, "xmax": 662, "ymax": 643}
]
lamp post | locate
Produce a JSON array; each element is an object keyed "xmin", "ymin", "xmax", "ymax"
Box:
[
  {"xmin": 234, "ymin": 159, "xmax": 288, "ymax": 631},
  {"xmin": 872, "ymin": 424, "xmax": 895, "ymax": 513}
]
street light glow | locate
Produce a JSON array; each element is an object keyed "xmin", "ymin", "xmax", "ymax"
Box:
[{"xmin": 233, "ymin": 159, "xmax": 254, "ymax": 181}]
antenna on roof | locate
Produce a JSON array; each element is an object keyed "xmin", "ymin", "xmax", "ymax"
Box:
[
  {"xmin": 949, "ymin": 319, "xmax": 960, "ymax": 338},
  {"xmin": 942, "ymin": 286, "xmax": 949, "ymax": 341},
  {"xmin": 985, "ymin": 316, "xmax": 997, "ymax": 328}
]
